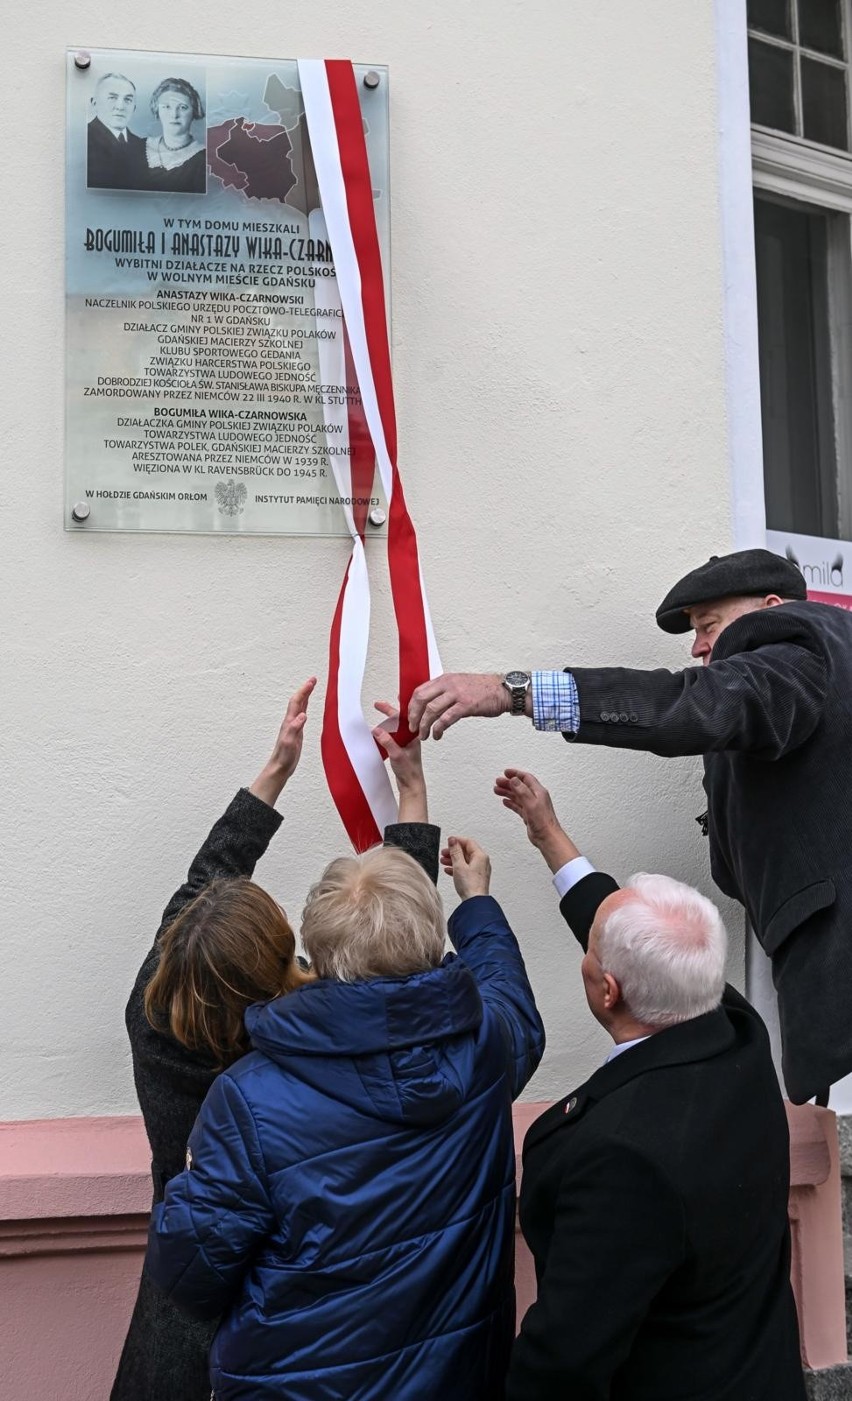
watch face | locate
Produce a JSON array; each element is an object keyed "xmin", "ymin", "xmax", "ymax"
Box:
[{"xmin": 504, "ymin": 670, "xmax": 530, "ymax": 687}]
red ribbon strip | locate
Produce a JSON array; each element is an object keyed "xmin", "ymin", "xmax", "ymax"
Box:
[{"xmin": 324, "ymin": 61, "xmax": 433, "ymax": 748}]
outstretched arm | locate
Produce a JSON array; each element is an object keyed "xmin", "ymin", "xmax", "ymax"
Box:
[
  {"xmin": 569, "ymin": 635, "xmax": 826, "ymax": 759},
  {"xmin": 374, "ymin": 703, "xmax": 440, "ymax": 883},
  {"xmin": 409, "ymin": 611, "xmax": 828, "ymax": 759},
  {"xmin": 157, "ymin": 678, "xmax": 317, "ymax": 933},
  {"xmin": 126, "ymin": 680, "xmax": 317, "ymax": 1172},
  {"xmin": 494, "ymin": 768, "xmax": 617, "ymax": 951},
  {"xmin": 408, "ymin": 670, "xmax": 586, "ymax": 741},
  {"xmin": 494, "ymin": 768, "xmax": 581, "ymax": 873},
  {"xmin": 494, "ymin": 772, "xmax": 754, "ymax": 1031},
  {"xmin": 246, "ymin": 677, "xmax": 315, "ymax": 807},
  {"xmin": 373, "ymin": 701, "xmax": 429, "ymax": 823},
  {"xmin": 441, "ymin": 837, "xmax": 545, "ymax": 1096}
]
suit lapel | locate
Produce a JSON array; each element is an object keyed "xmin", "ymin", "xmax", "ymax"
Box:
[{"xmin": 523, "ymin": 1005, "xmax": 736, "ymax": 1157}]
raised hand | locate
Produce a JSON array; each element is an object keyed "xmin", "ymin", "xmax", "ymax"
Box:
[
  {"xmin": 250, "ymin": 677, "xmax": 317, "ymax": 807},
  {"xmin": 408, "ymin": 673, "xmax": 510, "ymax": 740},
  {"xmin": 494, "ymin": 769, "xmax": 580, "ymax": 872},
  {"xmin": 439, "ymin": 836, "xmax": 492, "ymax": 900},
  {"xmin": 268, "ymin": 678, "xmax": 317, "ymax": 780},
  {"xmin": 373, "ymin": 701, "xmax": 428, "ymax": 822}
]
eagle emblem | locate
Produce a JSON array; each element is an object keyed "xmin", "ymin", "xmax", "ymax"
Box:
[{"xmin": 215, "ymin": 480, "xmax": 248, "ymax": 517}]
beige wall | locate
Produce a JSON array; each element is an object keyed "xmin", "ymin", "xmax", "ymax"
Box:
[{"xmin": 0, "ymin": 0, "xmax": 741, "ymax": 1117}]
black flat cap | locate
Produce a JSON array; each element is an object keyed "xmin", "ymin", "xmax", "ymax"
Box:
[{"xmin": 656, "ymin": 548, "xmax": 807, "ymax": 633}]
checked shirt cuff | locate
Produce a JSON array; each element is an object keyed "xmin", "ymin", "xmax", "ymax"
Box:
[{"xmin": 531, "ymin": 670, "xmax": 580, "ymax": 734}]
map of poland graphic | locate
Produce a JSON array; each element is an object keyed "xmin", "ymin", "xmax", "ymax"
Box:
[{"xmin": 204, "ymin": 76, "xmax": 322, "ymax": 207}]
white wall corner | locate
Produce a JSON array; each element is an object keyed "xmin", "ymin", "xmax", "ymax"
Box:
[{"xmin": 714, "ymin": 0, "xmax": 767, "ymax": 549}]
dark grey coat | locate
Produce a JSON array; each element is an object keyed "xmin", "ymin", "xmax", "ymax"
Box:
[
  {"xmin": 111, "ymin": 788, "xmax": 439, "ymax": 1401},
  {"xmin": 568, "ymin": 599, "xmax": 852, "ymax": 1102}
]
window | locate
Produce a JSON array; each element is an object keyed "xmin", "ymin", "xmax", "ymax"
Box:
[
  {"xmin": 753, "ymin": 197, "xmax": 837, "ymax": 535},
  {"xmin": 748, "ymin": 0, "xmax": 852, "ymax": 541},
  {"xmin": 748, "ymin": 0, "xmax": 848, "ymax": 149}
]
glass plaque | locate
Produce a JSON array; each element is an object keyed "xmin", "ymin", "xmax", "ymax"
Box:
[{"xmin": 65, "ymin": 48, "xmax": 389, "ymax": 535}]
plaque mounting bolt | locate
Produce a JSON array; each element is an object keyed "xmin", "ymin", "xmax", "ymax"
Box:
[
  {"xmin": 74, "ymin": 51, "xmax": 92, "ymax": 70},
  {"xmin": 363, "ymin": 71, "xmax": 381, "ymax": 90},
  {"xmin": 71, "ymin": 502, "xmax": 91, "ymax": 522},
  {"xmin": 368, "ymin": 507, "xmax": 386, "ymax": 527}
]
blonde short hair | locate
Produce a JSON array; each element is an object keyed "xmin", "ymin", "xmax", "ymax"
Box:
[{"xmin": 301, "ymin": 846, "xmax": 446, "ymax": 982}]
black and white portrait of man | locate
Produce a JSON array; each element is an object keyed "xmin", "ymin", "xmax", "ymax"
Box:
[{"xmin": 87, "ymin": 72, "xmax": 147, "ymax": 190}]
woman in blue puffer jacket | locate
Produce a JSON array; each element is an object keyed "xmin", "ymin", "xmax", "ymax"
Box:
[
  {"xmin": 146, "ymin": 739, "xmax": 545, "ymax": 1399},
  {"xmin": 115, "ymin": 681, "xmax": 462, "ymax": 1401}
]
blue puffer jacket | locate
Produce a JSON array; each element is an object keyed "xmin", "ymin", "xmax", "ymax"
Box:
[{"xmin": 146, "ymin": 895, "xmax": 544, "ymax": 1400}]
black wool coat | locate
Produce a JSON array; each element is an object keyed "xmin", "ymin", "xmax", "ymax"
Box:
[
  {"xmin": 111, "ymin": 788, "xmax": 439, "ymax": 1401},
  {"xmin": 507, "ymin": 870, "xmax": 805, "ymax": 1401},
  {"xmin": 569, "ymin": 599, "xmax": 852, "ymax": 1102}
]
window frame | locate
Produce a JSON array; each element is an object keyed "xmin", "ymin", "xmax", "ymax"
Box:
[
  {"xmin": 753, "ymin": 191, "xmax": 840, "ymax": 535},
  {"xmin": 750, "ymin": 0, "xmax": 852, "ymax": 542},
  {"xmin": 752, "ymin": 127, "xmax": 852, "ymax": 210},
  {"xmin": 749, "ymin": 0, "xmax": 852, "ymax": 201},
  {"xmin": 752, "ymin": 190, "xmax": 852, "ymax": 539}
]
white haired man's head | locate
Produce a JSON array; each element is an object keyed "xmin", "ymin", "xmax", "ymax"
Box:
[
  {"xmin": 582, "ymin": 873, "xmax": 727, "ymax": 1039},
  {"xmin": 90, "ymin": 73, "xmax": 137, "ymax": 134}
]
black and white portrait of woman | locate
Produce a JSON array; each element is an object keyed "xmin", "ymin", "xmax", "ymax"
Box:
[{"xmin": 143, "ymin": 77, "xmax": 207, "ymax": 193}]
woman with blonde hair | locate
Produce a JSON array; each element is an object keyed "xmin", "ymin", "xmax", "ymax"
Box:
[
  {"xmin": 112, "ymin": 680, "xmax": 440, "ymax": 1401},
  {"xmin": 146, "ymin": 732, "xmax": 545, "ymax": 1398}
]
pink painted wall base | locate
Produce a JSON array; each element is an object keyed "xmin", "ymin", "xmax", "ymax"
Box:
[
  {"xmin": 0, "ymin": 1116, "xmax": 150, "ymax": 1400},
  {"xmin": 0, "ymin": 1105, "xmax": 845, "ymax": 1399}
]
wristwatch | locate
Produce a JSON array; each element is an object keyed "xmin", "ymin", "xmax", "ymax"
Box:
[{"xmin": 502, "ymin": 670, "xmax": 531, "ymax": 716}]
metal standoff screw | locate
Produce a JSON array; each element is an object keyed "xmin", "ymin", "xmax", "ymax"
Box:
[
  {"xmin": 74, "ymin": 50, "xmax": 92, "ymax": 70},
  {"xmin": 363, "ymin": 70, "xmax": 381, "ymax": 90},
  {"xmin": 368, "ymin": 507, "xmax": 386, "ymax": 527},
  {"xmin": 71, "ymin": 501, "xmax": 91, "ymax": 522}
]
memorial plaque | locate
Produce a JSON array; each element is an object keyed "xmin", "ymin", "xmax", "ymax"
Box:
[{"xmin": 65, "ymin": 48, "xmax": 389, "ymax": 534}]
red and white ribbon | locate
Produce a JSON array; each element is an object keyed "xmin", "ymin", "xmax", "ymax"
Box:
[{"xmin": 299, "ymin": 58, "xmax": 441, "ymax": 851}]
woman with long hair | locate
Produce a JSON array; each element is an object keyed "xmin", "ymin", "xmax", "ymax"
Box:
[{"xmin": 111, "ymin": 679, "xmax": 441, "ymax": 1400}]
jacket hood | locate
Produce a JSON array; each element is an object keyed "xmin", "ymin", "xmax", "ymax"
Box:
[{"xmin": 244, "ymin": 958, "xmax": 485, "ymax": 1127}]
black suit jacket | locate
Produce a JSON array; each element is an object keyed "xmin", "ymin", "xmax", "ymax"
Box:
[
  {"xmin": 87, "ymin": 117, "xmax": 146, "ymax": 190},
  {"xmin": 507, "ymin": 870, "xmax": 804, "ymax": 1401},
  {"xmin": 568, "ymin": 600, "xmax": 852, "ymax": 1101}
]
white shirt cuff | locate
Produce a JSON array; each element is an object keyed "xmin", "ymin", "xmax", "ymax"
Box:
[{"xmin": 552, "ymin": 855, "xmax": 597, "ymax": 899}]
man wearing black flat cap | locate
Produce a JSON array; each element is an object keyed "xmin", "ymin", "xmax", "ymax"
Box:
[{"xmin": 409, "ymin": 547, "xmax": 852, "ymax": 1103}]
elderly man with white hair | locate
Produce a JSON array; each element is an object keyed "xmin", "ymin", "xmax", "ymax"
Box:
[{"xmin": 489, "ymin": 770, "xmax": 805, "ymax": 1401}]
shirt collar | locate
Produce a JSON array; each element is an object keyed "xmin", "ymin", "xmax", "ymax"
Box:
[{"xmin": 605, "ymin": 1034, "xmax": 650, "ymax": 1063}]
